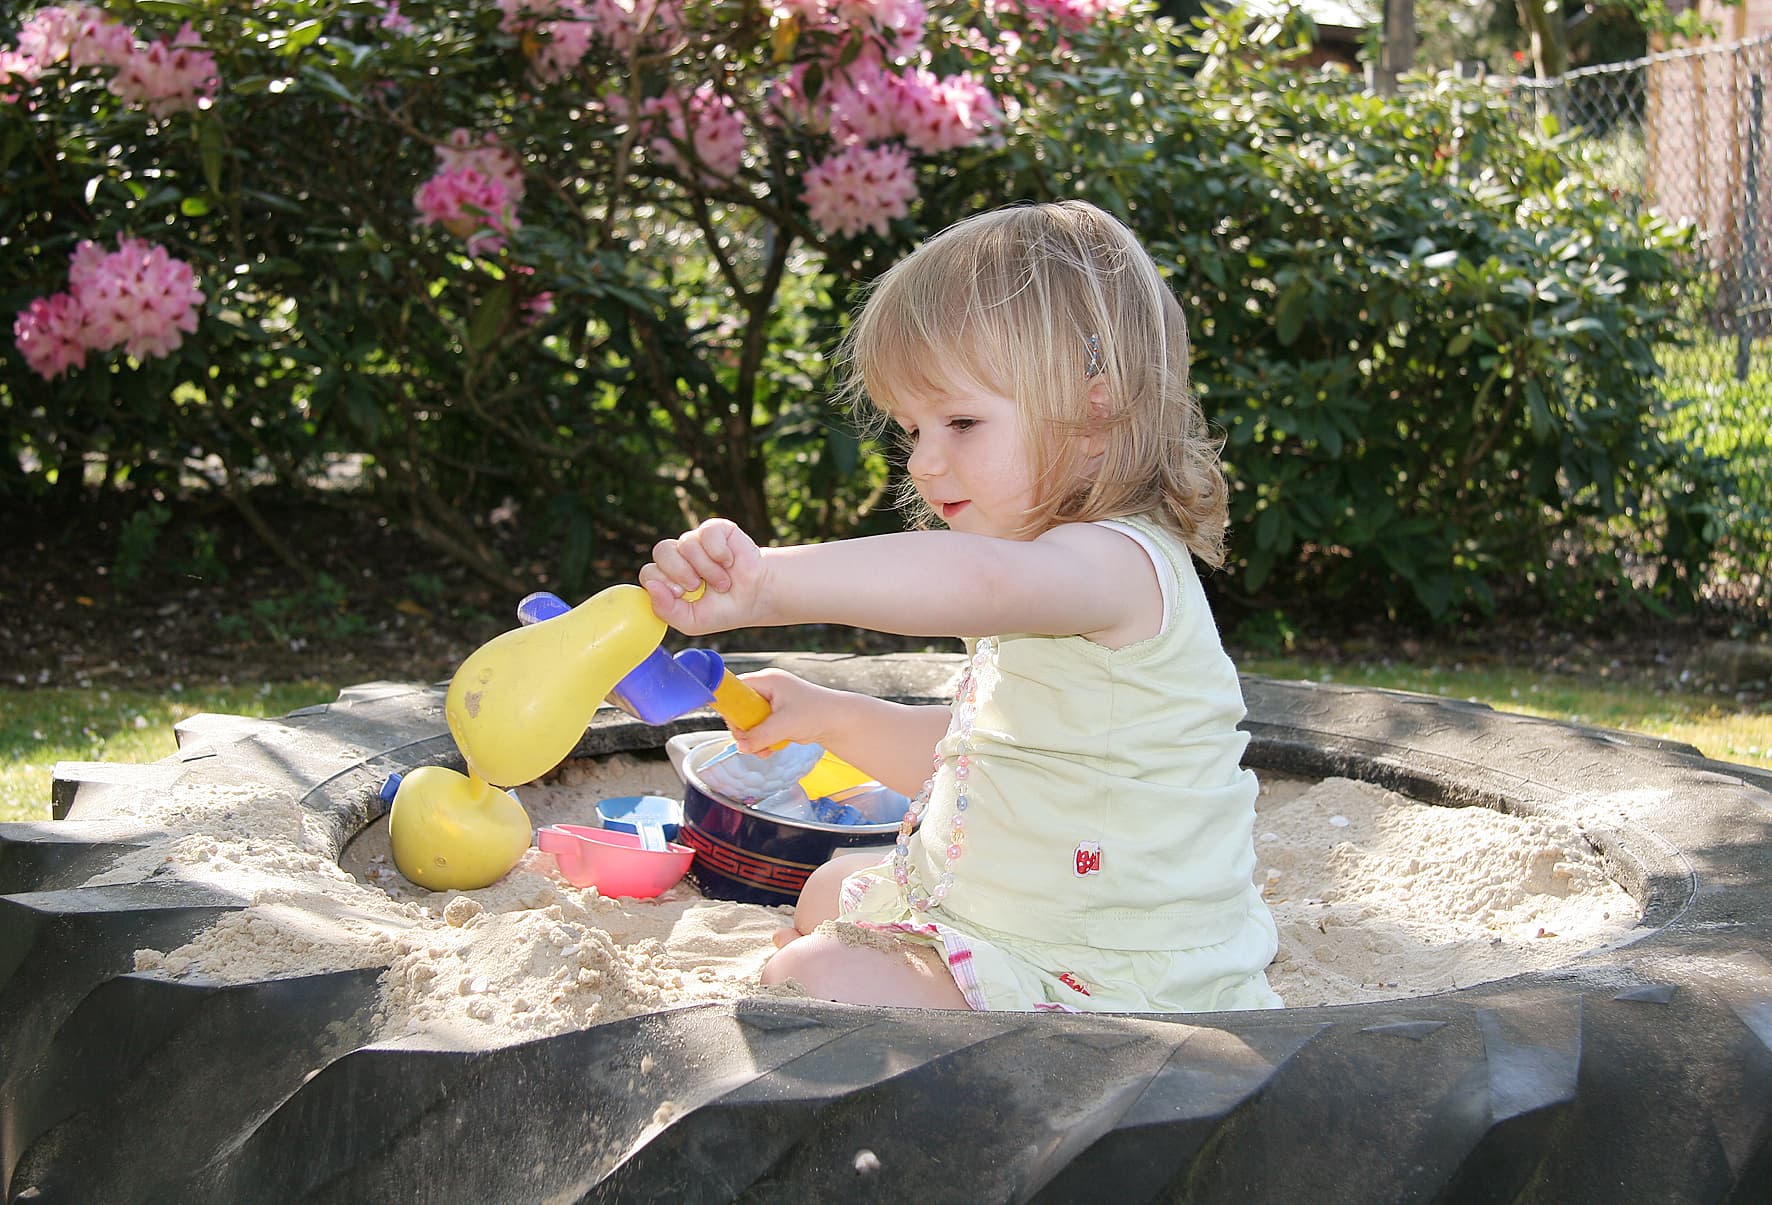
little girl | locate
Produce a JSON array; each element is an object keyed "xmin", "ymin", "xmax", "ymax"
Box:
[{"xmin": 641, "ymin": 200, "xmax": 1280, "ymax": 1013}]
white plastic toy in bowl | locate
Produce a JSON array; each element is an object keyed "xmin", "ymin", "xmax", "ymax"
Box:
[{"xmin": 694, "ymin": 740, "xmax": 825, "ymax": 804}]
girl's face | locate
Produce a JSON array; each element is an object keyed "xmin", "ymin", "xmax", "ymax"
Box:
[{"xmin": 894, "ymin": 382, "xmax": 1039, "ymax": 540}]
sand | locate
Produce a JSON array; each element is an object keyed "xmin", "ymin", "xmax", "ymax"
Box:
[{"xmin": 103, "ymin": 749, "xmax": 1642, "ymax": 1041}]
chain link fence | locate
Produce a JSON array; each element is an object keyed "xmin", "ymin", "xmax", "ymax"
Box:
[
  {"xmin": 1475, "ymin": 39, "xmax": 1771, "ymax": 614},
  {"xmin": 1487, "ymin": 35, "xmax": 1772, "ymax": 401}
]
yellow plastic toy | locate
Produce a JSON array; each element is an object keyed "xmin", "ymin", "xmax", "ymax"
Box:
[
  {"xmin": 387, "ymin": 765, "xmax": 534, "ymax": 891},
  {"xmin": 709, "ymin": 665, "xmax": 873, "ymax": 797},
  {"xmin": 395, "ymin": 578, "xmax": 867, "ymax": 892},
  {"xmin": 378, "ymin": 584, "xmax": 668, "ymax": 893},
  {"xmin": 445, "ymin": 583, "xmax": 666, "ymax": 788}
]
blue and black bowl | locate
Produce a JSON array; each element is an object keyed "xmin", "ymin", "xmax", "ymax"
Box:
[{"xmin": 667, "ymin": 732, "xmax": 906, "ymax": 906}]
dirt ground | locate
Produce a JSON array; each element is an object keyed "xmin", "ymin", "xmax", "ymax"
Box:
[{"xmin": 1, "ymin": 491, "xmax": 1764, "ymax": 701}]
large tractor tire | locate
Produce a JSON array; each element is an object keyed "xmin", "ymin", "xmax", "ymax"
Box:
[{"xmin": 3, "ymin": 653, "xmax": 1770, "ymax": 1202}]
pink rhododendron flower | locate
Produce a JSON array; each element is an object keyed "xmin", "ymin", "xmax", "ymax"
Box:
[
  {"xmin": 437, "ymin": 128, "xmax": 527, "ymax": 199},
  {"xmin": 599, "ymin": 0, "xmax": 685, "ymax": 51},
  {"xmin": 0, "ymin": 48, "xmax": 39, "ymax": 99},
  {"xmin": 824, "ymin": 63, "xmax": 901, "ymax": 146},
  {"xmin": 497, "ymin": 0, "xmax": 598, "ymax": 81},
  {"xmin": 12, "ymin": 293, "xmax": 87, "ymax": 380},
  {"xmin": 415, "ymin": 167, "xmax": 521, "ymax": 252},
  {"xmin": 834, "ymin": 0, "xmax": 926, "ymax": 53},
  {"xmin": 528, "ymin": 19, "xmax": 596, "ymax": 82},
  {"xmin": 522, "ymin": 292, "xmax": 556, "ymax": 326},
  {"xmin": 1019, "ymin": 0, "xmax": 1123, "ymax": 32},
  {"xmin": 802, "ymin": 142, "xmax": 916, "ymax": 238},
  {"xmin": 378, "ymin": 3, "xmax": 418, "ymax": 36},
  {"xmin": 108, "ymin": 23, "xmax": 219, "ymax": 117},
  {"xmin": 415, "ymin": 131, "xmax": 526, "ymax": 253},
  {"xmin": 15, "ymin": 4, "xmax": 94, "ymax": 67},
  {"xmin": 892, "ymin": 68, "xmax": 1000, "ymax": 152},
  {"xmin": 12, "ymin": 236, "xmax": 205, "ymax": 379},
  {"xmin": 69, "ymin": 11, "xmax": 133, "ymax": 69},
  {"xmin": 67, "ymin": 236, "xmax": 206, "ymax": 360},
  {"xmin": 767, "ymin": 0, "xmax": 923, "ymax": 63},
  {"xmin": 503, "ymin": 0, "xmax": 679, "ymax": 53},
  {"xmin": 646, "ymin": 84, "xmax": 747, "ymax": 183}
]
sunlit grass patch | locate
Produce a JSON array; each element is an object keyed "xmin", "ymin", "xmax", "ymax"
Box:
[{"xmin": 2, "ymin": 682, "xmax": 338, "ymax": 823}]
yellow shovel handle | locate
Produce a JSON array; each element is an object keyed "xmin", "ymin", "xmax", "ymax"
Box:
[
  {"xmin": 711, "ymin": 670, "xmax": 874, "ymax": 792},
  {"xmin": 711, "ymin": 670, "xmax": 774, "ymax": 732}
]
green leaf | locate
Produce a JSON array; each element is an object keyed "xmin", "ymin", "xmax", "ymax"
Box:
[
  {"xmin": 198, "ymin": 116, "xmax": 224, "ymax": 196},
  {"xmin": 1244, "ymin": 546, "xmax": 1274, "ymax": 592},
  {"xmin": 282, "ymin": 19, "xmax": 325, "ymax": 55},
  {"xmin": 468, "ymin": 286, "xmax": 512, "ymax": 352},
  {"xmin": 1274, "ymin": 279, "xmax": 1308, "ymax": 347}
]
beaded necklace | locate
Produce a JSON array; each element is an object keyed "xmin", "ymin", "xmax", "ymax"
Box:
[{"xmin": 892, "ymin": 638, "xmax": 992, "ymax": 912}]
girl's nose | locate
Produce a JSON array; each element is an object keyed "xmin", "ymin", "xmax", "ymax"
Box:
[{"xmin": 907, "ymin": 436, "xmax": 940, "ymax": 481}]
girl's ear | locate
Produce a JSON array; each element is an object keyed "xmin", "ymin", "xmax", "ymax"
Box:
[
  {"xmin": 1086, "ymin": 379, "xmax": 1111, "ymax": 421},
  {"xmin": 1083, "ymin": 380, "xmax": 1112, "ymax": 460}
]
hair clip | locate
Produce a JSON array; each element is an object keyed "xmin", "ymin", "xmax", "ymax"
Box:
[{"xmin": 1083, "ymin": 333, "xmax": 1104, "ymax": 380}]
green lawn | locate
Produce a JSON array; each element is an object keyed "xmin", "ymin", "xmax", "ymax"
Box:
[
  {"xmin": 2, "ymin": 682, "xmax": 338, "ymax": 824},
  {"xmin": 3, "ymin": 664, "xmax": 1767, "ymax": 824}
]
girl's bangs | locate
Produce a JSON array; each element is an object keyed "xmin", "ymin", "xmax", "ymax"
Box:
[{"xmin": 854, "ymin": 281, "xmax": 1017, "ymax": 416}]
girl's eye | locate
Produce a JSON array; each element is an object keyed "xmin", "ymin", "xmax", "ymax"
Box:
[{"xmin": 948, "ymin": 418, "xmax": 976, "ymax": 432}]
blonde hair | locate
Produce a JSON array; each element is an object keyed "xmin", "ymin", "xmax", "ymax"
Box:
[{"xmin": 835, "ymin": 200, "xmax": 1229, "ymax": 567}]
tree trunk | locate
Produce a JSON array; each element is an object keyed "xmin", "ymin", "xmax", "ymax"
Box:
[{"xmin": 1517, "ymin": 0, "xmax": 1570, "ymax": 80}]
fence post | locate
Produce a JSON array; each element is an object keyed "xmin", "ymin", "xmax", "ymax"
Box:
[{"xmin": 1739, "ymin": 72, "xmax": 1763, "ymax": 382}]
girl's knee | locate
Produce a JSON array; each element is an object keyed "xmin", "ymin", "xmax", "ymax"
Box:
[
  {"xmin": 759, "ymin": 931, "xmax": 969, "ymax": 1009},
  {"xmin": 790, "ymin": 850, "xmax": 884, "ymax": 933}
]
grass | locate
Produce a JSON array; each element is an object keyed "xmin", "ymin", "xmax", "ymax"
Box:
[
  {"xmin": 1659, "ymin": 337, "xmax": 1772, "ymax": 581},
  {"xmin": 3, "ymin": 662, "xmax": 1767, "ymax": 825},
  {"xmin": 1239, "ymin": 656, "xmax": 1772, "ymax": 772},
  {"xmin": 1, "ymin": 681, "xmax": 338, "ymax": 824}
]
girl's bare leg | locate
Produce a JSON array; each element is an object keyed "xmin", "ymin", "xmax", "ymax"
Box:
[
  {"xmin": 772, "ymin": 850, "xmax": 888, "ymax": 948},
  {"xmin": 760, "ymin": 930, "xmax": 969, "ymax": 1009}
]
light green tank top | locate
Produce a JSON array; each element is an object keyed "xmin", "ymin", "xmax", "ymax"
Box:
[{"xmin": 908, "ymin": 514, "xmax": 1262, "ymax": 951}]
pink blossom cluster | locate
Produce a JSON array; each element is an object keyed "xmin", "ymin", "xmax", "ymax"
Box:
[
  {"xmin": 108, "ymin": 23, "xmax": 220, "ymax": 117},
  {"xmin": 378, "ymin": 3, "xmax": 418, "ymax": 37},
  {"xmin": 496, "ymin": 0, "xmax": 681, "ymax": 74},
  {"xmin": 825, "ymin": 63, "xmax": 1001, "ymax": 152},
  {"xmin": 3, "ymin": 4, "xmax": 126, "ymax": 92},
  {"xmin": 645, "ymin": 84, "xmax": 748, "ymax": 183},
  {"xmin": 773, "ymin": 0, "xmax": 928, "ymax": 63},
  {"xmin": 1018, "ymin": 0, "xmax": 1127, "ymax": 34},
  {"xmin": 2, "ymin": 6, "xmax": 216, "ymax": 116},
  {"xmin": 12, "ymin": 236, "xmax": 205, "ymax": 381},
  {"xmin": 414, "ymin": 130, "xmax": 527, "ymax": 253},
  {"xmin": 795, "ymin": 59, "xmax": 1000, "ymax": 238},
  {"xmin": 801, "ymin": 142, "xmax": 917, "ymax": 238}
]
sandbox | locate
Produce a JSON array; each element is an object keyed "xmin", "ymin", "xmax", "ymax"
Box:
[{"xmin": 5, "ymin": 653, "xmax": 1771, "ymax": 1200}]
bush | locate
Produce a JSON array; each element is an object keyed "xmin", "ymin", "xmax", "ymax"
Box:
[
  {"xmin": 1, "ymin": 1, "xmax": 1722, "ymax": 623},
  {"xmin": 1142, "ymin": 14, "xmax": 1708, "ymax": 620}
]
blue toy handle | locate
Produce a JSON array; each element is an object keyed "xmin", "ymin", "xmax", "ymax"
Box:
[
  {"xmin": 517, "ymin": 591, "xmax": 570, "ymax": 626},
  {"xmin": 513, "ymin": 590, "xmax": 723, "ymax": 724}
]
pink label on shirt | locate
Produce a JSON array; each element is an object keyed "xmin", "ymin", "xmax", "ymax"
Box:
[{"xmin": 1074, "ymin": 841, "xmax": 1101, "ymax": 876}]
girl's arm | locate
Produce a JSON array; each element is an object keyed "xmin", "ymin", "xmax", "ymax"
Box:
[
  {"xmin": 732, "ymin": 669, "xmax": 949, "ymax": 798},
  {"xmin": 642, "ymin": 518, "xmax": 1159, "ymax": 646}
]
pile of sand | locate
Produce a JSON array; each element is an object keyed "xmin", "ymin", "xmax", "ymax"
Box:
[{"xmin": 100, "ymin": 750, "xmax": 1641, "ymax": 1040}]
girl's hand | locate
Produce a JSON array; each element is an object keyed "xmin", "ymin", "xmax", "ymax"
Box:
[
  {"xmin": 639, "ymin": 518, "xmax": 766, "ymax": 635},
  {"xmin": 726, "ymin": 669, "xmax": 843, "ymax": 755}
]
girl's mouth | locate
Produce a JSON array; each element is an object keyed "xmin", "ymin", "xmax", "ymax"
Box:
[{"xmin": 940, "ymin": 501, "xmax": 969, "ymax": 521}]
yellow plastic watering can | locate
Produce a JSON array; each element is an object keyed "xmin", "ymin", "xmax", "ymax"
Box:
[
  {"xmin": 388, "ymin": 584, "xmax": 667, "ymax": 892},
  {"xmin": 444, "ymin": 583, "xmax": 666, "ymax": 788}
]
